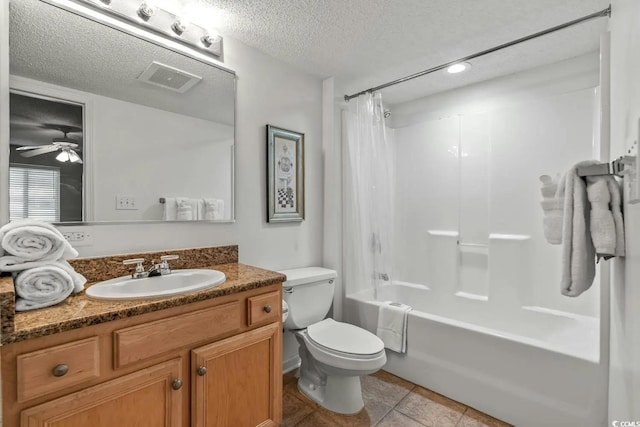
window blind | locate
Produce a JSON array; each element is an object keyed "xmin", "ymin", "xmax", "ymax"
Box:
[{"xmin": 9, "ymin": 164, "xmax": 61, "ymax": 222}]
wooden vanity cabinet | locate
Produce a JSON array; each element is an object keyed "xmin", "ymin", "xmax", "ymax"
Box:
[{"xmin": 1, "ymin": 284, "xmax": 283, "ymax": 427}]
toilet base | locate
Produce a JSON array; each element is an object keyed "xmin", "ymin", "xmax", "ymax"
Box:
[{"xmin": 297, "ymin": 374, "xmax": 364, "ymax": 415}]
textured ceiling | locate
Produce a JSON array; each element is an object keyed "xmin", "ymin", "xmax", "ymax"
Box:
[
  {"xmin": 10, "ymin": 0, "xmax": 235, "ymax": 124},
  {"xmin": 164, "ymin": 0, "xmax": 609, "ymax": 104}
]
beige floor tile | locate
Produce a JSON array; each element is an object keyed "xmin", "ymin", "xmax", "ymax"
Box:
[
  {"xmin": 282, "ymin": 392, "xmax": 314, "ymax": 427},
  {"xmin": 319, "ymin": 397, "xmax": 393, "ymax": 427},
  {"xmin": 457, "ymin": 408, "xmax": 514, "ymax": 427},
  {"xmin": 376, "ymin": 410, "xmax": 426, "ymax": 427},
  {"xmin": 395, "ymin": 386, "xmax": 466, "ymax": 427},
  {"xmin": 362, "ymin": 370, "xmax": 415, "ymax": 407},
  {"xmin": 294, "ymin": 411, "xmax": 337, "ymax": 427}
]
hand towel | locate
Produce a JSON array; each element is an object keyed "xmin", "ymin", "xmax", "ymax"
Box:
[
  {"xmin": 376, "ymin": 301, "xmax": 411, "ymax": 353},
  {"xmin": 14, "ymin": 260, "xmax": 87, "ymax": 311},
  {"xmin": 586, "ymin": 175, "xmax": 625, "ymax": 260},
  {"xmin": 204, "ymin": 198, "xmax": 224, "ymax": 220},
  {"xmin": 558, "ymin": 161, "xmax": 597, "ymax": 297},
  {"xmin": 163, "ymin": 197, "xmax": 177, "ymax": 221},
  {"xmin": 195, "ymin": 199, "xmax": 205, "ymax": 220},
  {"xmin": 0, "ymin": 220, "xmax": 78, "ymax": 269},
  {"xmin": 176, "ymin": 198, "xmax": 193, "ymax": 221},
  {"xmin": 539, "ymin": 175, "xmax": 563, "ymax": 244}
]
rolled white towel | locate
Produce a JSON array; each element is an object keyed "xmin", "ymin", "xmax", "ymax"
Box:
[
  {"xmin": 14, "ymin": 261, "xmax": 87, "ymax": 311},
  {"xmin": 0, "ymin": 220, "xmax": 78, "ymax": 269}
]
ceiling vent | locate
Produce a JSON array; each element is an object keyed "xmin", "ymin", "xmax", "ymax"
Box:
[{"xmin": 137, "ymin": 61, "xmax": 202, "ymax": 93}]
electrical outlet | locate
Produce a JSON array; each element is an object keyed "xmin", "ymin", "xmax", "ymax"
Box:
[
  {"xmin": 116, "ymin": 195, "xmax": 137, "ymax": 210},
  {"xmin": 58, "ymin": 227, "xmax": 93, "ymax": 247}
]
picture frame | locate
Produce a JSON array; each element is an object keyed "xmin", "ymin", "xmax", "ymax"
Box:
[{"xmin": 267, "ymin": 125, "xmax": 305, "ymax": 222}]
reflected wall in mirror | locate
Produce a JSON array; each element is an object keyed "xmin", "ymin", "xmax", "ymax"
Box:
[{"xmin": 7, "ymin": 0, "xmax": 236, "ymax": 223}]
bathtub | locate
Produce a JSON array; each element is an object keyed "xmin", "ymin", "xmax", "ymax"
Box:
[{"xmin": 345, "ymin": 282, "xmax": 607, "ymax": 427}]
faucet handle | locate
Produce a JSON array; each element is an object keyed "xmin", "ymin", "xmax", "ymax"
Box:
[
  {"xmin": 123, "ymin": 258, "xmax": 145, "ymax": 273},
  {"xmin": 159, "ymin": 254, "xmax": 179, "ymax": 274}
]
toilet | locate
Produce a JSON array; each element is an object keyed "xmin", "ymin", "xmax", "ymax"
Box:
[{"xmin": 280, "ymin": 267, "xmax": 387, "ymax": 414}]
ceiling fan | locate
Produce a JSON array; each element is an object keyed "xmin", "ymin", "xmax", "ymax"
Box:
[{"xmin": 16, "ymin": 126, "xmax": 83, "ymax": 164}]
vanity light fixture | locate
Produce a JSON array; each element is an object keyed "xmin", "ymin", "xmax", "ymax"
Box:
[
  {"xmin": 446, "ymin": 62, "xmax": 471, "ymax": 74},
  {"xmin": 137, "ymin": 2, "xmax": 155, "ymax": 21},
  {"xmin": 60, "ymin": 0, "xmax": 225, "ymax": 61}
]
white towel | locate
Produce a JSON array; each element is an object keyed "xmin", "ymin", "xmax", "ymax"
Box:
[
  {"xmin": 204, "ymin": 198, "xmax": 224, "ymax": 220},
  {"xmin": 558, "ymin": 161, "xmax": 597, "ymax": 297},
  {"xmin": 14, "ymin": 260, "xmax": 87, "ymax": 311},
  {"xmin": 539, "ymin": 175, "xmax": 563, "ymax": 245},
  {"xmin": 0, "ymin": 220, "xmax": 78, "ymax": 269},
  {"xmin": 176, "ymin": 198, "xmax": 194, "ymax": 221},
  {"xmin": 376, "ymin": 301, "xmax": 411, "ymax": 353},
  {"xmin": 163, "ymin": 198, "xmax": 177, "ymax": 221},
  {"xmin": 586, "ymin": 175, "xmax": 625, "ymax": 260}
]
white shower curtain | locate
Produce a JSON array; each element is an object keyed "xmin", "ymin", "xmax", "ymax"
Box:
[{"xmin": 344, "ymin": 93, "xmax": 395, "ymax": 297}]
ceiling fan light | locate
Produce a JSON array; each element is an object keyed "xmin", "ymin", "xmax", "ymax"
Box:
[
  {"xmin": 68, "ymin": 150, "xmax": 81, "ymax": 163},
  {"xmin": 56, "ymin": 150, "xmax": 70, "ymax": 162}
]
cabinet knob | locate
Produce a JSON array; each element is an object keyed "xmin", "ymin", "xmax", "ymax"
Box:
[
  {"xmin": 197, "ymin": 366, "xmax": 207, "ymax": 376},
  {"xmin": 52, "ymin": 364, "xmax": 69, "ymax": 377},
  {"xmin": 263, "ymin": 305, "xmax": 272, "ymax": 313},
  {"xmin": 172, "ymin": 379, "xmax": 183, "ymax": 390}
]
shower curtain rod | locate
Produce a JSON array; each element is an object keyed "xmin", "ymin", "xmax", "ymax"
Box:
[{"xmin": 344, "ymin": 6, "xmax": 611, "ymax": 102}]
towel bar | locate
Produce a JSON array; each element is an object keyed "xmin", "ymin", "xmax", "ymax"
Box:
[{"xmin": 577, "ymin": 156, "xmax": 635, "ymax": 177}]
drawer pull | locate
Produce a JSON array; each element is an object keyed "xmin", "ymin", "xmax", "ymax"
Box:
[
  {"xmin": 197, "ymin": 366, "xmax": 207, "ymax": 376},
  {"xmin": 172, "ymin": 379, "xmax": 183, "ymax": 390},
  {"xmin": 52, "ymin": 364, "xmax": 69, "ymax": 377},
  {"xmin": 263, "ymin": 305, "xmax": 272, "ymax": 313}
]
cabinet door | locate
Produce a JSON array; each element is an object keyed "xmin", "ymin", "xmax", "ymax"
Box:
[
  {"xmin": 192, "ymin": 322, "xmax": 282, "ymax": 427},
  {"xmin": 21, "ymin": 358, "xmax": 183, "ymax": 427}
]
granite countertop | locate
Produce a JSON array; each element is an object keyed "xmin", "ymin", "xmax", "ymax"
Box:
[{"xmin": 0, "ymin": 263, "xmax": 286, "ymax": 345}]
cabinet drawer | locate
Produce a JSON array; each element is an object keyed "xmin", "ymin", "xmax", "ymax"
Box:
[
  {"xmin": 17, "ymin": 336, "xmax": 100, "ymax": 403},
  {"xmin": 114, "ymin": 301, "xmax": 241, "ymax": 368},
  {"xmin": 247, "ymin": 291, "xmax": 280, "ymax": 327}
]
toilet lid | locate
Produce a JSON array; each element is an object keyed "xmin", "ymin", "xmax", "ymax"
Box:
[{"xmin": 307, "ymin": 319, "xmax": 384, "ymax": 355}]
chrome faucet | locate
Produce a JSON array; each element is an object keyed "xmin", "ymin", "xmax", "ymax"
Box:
[{"xmin": 122, "ymin": 254, "xmax": 180, "ymax": 279}]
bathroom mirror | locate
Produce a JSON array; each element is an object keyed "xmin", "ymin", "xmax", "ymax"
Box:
[{"xmin": 6, "ymin": 0, "xmax": 236, "ymax": 223}]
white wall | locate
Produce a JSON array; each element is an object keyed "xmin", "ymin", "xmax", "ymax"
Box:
[
  {"xmin": 608, "ymin": 0, "xmax": 640, "ymax": 421},
  {"xmin": 392, "ymin": 81, "xmax": 600, "ymax": 319},
  {"xmin": 0, "ymin": 10, "xmax": 324, "ymax": 271},
  {"xmin": 91, "ymin": 95, "xmax": 233, "ymax": 221}
]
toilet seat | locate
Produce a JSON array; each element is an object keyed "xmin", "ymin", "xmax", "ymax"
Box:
[
  {"xmin": 296, "ymin": 319, "xmax": 386, "ymax": 372},
  {"xmin": 307, "ymin": 318, "xmax": 384, "ymax": 355}
]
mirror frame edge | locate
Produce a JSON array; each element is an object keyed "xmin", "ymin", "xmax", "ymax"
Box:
[{"xmin": 1, "ymin": 0, "xmax": 238, "ymax": 226}]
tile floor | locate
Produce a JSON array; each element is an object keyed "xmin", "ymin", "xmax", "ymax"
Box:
[{"xmin": 283, "ymin": 369, "xmax": 512, "ymax": 427}]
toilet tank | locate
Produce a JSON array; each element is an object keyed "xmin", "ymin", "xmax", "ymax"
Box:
[{"xmin": 279, "ymin": 267, "xmax": 337, "ymax": 330}]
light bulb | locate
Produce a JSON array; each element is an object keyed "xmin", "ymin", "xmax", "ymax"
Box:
[
  {"xmin": 68, "ymin": 150, "xmax": 81, "ymax": 163},
  {"xmin": 56, "ymin": 150, "xmax": 70, "ymax": 162},
  {"xmin": 171, "ymin": 18, "xmax": 188, "ymax": 35},
  {"xmin": 201, "ymin": 33, "xmax": 219, "ymax": 47},
  {"xmin": 137, "ymin": 2, "xmax": 155, "ymax": 21},
  {"xmin": 446, "ymin": 62, "xmax": 471, "ymax": 74}
]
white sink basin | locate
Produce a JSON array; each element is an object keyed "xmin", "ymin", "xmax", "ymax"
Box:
[{"xmin": 85, "ymin": 269, "xmax": 226, "ymax": 301}]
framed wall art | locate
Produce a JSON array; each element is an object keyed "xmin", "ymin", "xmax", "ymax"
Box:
[{"xmin": 266, "ymin": 125, "xmax": 304, "ymax": 222}]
